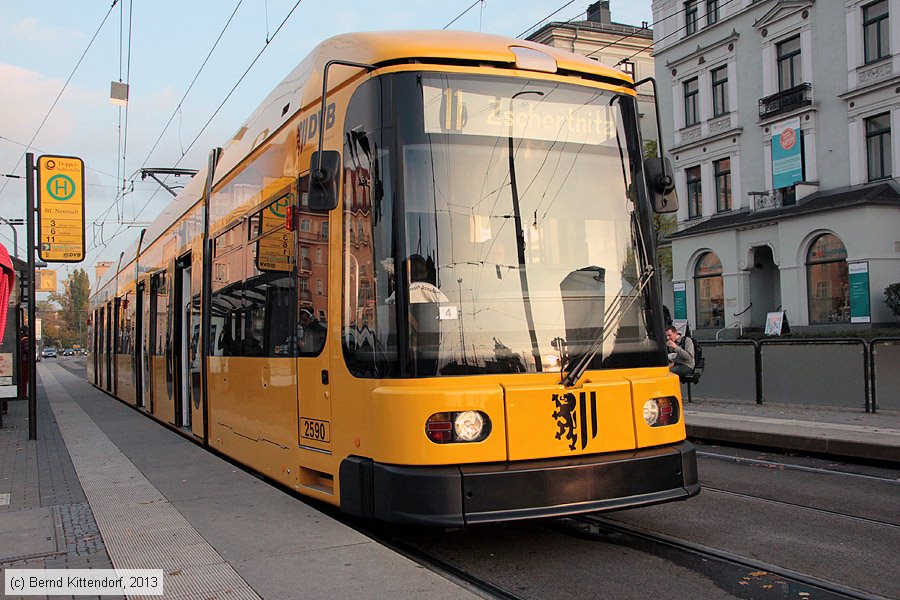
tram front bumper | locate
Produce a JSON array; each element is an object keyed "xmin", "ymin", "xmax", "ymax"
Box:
[{"xmin": 339, "ymin": 441, "xmax": 699, "ymax": 526}]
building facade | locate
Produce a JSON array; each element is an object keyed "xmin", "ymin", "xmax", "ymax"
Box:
[
  {"xmin": 527, "ymin": 1, "xmax": 658, "ymax": 145},
  {"xmin": 652, "ymin": 0, "xmax": 900, "ymax": 334}
]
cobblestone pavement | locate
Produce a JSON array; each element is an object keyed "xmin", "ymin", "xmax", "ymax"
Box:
[{"xmin": 0, "ymin": 370, "xmax": 117, "ymax": 600}]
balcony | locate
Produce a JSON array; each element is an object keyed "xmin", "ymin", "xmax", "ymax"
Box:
[{"xmin": 758, "ymin": 83, "xmax": 812, "ymax": 121}]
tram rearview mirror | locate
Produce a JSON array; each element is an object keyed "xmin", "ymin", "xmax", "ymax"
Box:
[
  {"xmin": 644, "ymin": 157, "xmax": 678, "ymax": 214},
  {"xmin": 308, "ymin": 150, "xmax": 340, "ymax": 211}
]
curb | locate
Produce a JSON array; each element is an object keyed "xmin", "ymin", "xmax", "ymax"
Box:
[{"xmin": 686, "ymin": 423, "xmax": 900, "ymax": 465}]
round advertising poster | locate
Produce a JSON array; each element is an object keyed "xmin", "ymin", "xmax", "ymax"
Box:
[{"xmin": 780, "ymin": 127, "xmax": 796, "ymax": 150}]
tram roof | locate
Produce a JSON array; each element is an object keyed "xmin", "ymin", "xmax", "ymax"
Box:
[{"xmin": 212, "ymin": 30, "xmax": 634, "ymax": 183}]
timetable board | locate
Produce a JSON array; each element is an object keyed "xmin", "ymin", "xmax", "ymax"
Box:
[{"xmin": 37, "ymin": 155, "xmax": 85, "ymax": 263}]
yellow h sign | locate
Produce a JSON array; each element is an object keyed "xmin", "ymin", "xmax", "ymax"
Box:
[{"xmin": 37, "ymin": 155, "xmax": 85, "ymax": 263}]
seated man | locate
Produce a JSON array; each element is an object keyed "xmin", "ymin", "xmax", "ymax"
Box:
[
  {"xmin": 665, "ymin": 325, "xmax": 695, "ymax": 378},
  {"xmin": 298, "ymin": 308, "xmax": 327, "ymax": 355}
]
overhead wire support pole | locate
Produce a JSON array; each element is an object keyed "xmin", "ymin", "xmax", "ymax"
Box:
[
  {"xmin": 26, "ymin": 152, "xmax": 37, "ymax": 440},
  {"xmin": 140, "ymin": 167, "xmax": 199, "ymax": 197}
]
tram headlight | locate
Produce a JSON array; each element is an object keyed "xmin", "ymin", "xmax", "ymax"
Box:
[
  {"xmin": 426, "ymin": 411, "xmax": 491, "ymax": 444},
  {"xmin": 643, "ymin": 396, "xmax": 680, "ymax": 427},
  {"xmin": 454, "ymin": 411, "xmax": 484, "ymax": 442}
]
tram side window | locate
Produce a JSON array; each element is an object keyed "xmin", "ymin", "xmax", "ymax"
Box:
[
  {"xmin": 150, "ymin": 273, "xmax": 168, "ymax": 356},
  {"xmin": 297, "ymin": 175, "xmax": 328, "ymax": 357},
  {"xmin": 341, "ymin": 76, "xmax": 398, "ymax": 377},
  {"xmin": 249, "ymin": 193, "xmax": 296, "ymax": 357},
  {"xmin": 97, "ymin": 308, "xmax": 105, "ymax": 355},
  {"xmin": 211, "ymin": 199, "xmax": 297, "ymax": 358},
  {"xmin": 212, "ymin": 222, "xmax": 245, "ymax": 357},
  {"xmin": 119, "ymin": 297, "xmax": 133, "ymax": 355}
]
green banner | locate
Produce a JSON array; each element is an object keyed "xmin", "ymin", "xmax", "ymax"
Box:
[
  {"xmin": 673, "ymin": 282, "xmax": 687, "ymax": 320},
  {"xmin": 849, "ymin": 262, "xmax": 870, "ymax": 323}
]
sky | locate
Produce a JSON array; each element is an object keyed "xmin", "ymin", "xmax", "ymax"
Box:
[{"xmin": 0, "ymin": 0, "xmax": 653, "ymax": 290}]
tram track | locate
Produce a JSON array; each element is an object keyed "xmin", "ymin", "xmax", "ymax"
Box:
[
  {"xmin": 359, "ymin": 524, "xmax": 528, "ymax": 600},
  {"xmin": 700, "ymin": 485, "xmax": 900, "ymax": 529},
  {"xmin": 697, "ymin": 450, "xmax": 900, "ymax": 483},
  {"xmin": 562, "ymin": 515, "xmax": 890, "ymax": 600}
]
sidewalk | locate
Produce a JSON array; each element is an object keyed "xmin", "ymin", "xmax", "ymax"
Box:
[
  {"xmin": 1, "ymin": 363, "xmax": 479, "ymax": 600},
  {"xmin": 684, "ymin": 397, "xmax": 900, "ymax": 464}
]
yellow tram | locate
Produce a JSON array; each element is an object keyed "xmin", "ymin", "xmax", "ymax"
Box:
[{"xmin": 89, "ymin": 31, "xmax": 698, "ymax": 525}]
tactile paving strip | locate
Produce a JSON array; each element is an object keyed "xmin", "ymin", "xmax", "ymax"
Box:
[{"xmin": 41, "ymin": 367, "xmax": 261, "ymax": 600}]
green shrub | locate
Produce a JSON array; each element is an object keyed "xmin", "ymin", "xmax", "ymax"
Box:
[{"xmin": 885, "ymin": 283, "xmax": 900, "ymax": 319}]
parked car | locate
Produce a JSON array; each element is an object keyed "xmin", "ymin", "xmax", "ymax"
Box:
[
  {"xmin": 41, "ymin": 348, "xmax": 57, "ymax": 358},
  {"xmin": 62, "ymin": 348, "xmax": 75, "ymax": 356}
]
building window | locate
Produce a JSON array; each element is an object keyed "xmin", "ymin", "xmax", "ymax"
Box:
[
  {"xmin": 686, "ymin": 165, "xmax": 702, "ymax": 218},
  {"xmin": 619, "ymin": 61, "xmax": 635, "ymax": 79},
  {"xmin": 683, "ymin": 78, "xmax": 700, "ymax": 127},
  {"xmin": 300, "ymin": 218, "xmax": 311, "ymax": 232},
  {"xmin": 776, "ymin": 35, "xmax": 802, "ymax": 92},
  {"xmin": 863, "ymin": 0, "xmax": 890, "ymax": 64},
  {"xmin": 865, "ymin": 112, "xmax": 891, "ymax": 181},
  {"xmin": 714, "ymin": 158, "xmax": 732, "ymax": 212},
  {"xmin": 694, "ymin": 252, "xmax": 724, "ymax": 328},
  {"xmin": 711, "ymin": 66, "xmax": 728, "ymax": 116},
  {"xmin": 807, "ymin": 234, "xmax": 849, "ymax": 323},
  {"xmin": 706, "ymin": 0, "xmax": 719, "ymax": 26},
  {"xmin": 685, "ymin": 1, "xmax": 699, "ymax": 35}
]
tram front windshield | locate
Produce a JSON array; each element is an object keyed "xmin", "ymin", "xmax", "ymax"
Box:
[{"xmin": 343, "ymin": 72, "xmax": 665, "ymax": 377}]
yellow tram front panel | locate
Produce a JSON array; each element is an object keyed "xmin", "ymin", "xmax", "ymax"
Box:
[
  {"xmin": 369, "ymin": 383, "xmax": 507, "ymax": 465},
  {"xmin": 503, "ymin": 376, "xmax": 637, "ymax": 461},
  {"xmin": 629, "ymin": 370, "xmax": 687, "ymax": 448}
]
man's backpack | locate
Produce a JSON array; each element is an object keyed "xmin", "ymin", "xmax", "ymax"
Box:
[
  {"xmin": 679, "ymin": 334, "xmax": 704, "ymax": 380},
  {"xmin": 690, "ymin": 336, "xmax": 703, "ymax": 365}
]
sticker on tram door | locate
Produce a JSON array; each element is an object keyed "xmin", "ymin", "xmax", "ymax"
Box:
[
  {"xmin": 300, "ymin": 418, "xmax": 330, "ymax": 442},
  {"xmin": 551, "ymin": 391, "xmax": 598, "ymax": 451}
]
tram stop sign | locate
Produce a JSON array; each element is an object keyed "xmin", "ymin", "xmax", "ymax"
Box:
[{"xmin": 37, "ymin": 155, "xmax": 85, "ymax": 263}]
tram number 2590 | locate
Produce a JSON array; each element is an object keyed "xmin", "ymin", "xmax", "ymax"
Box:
[{"xmin": 300, "ymin": 418, "xmax": 330, "ymax": 443}]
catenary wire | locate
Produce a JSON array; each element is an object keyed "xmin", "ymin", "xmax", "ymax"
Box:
[
  {"xmin": 444, "ymin": 0, "xmax": 482, "ymax": 30},
  {"xmin": 0, "ymin": 0, "xmax": 120, "ymax": 204}
]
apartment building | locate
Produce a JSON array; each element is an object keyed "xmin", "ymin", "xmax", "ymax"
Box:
[
  {"xmin": 527, "ymin": 1, "xmax": 658, "ymax": 144},
  {"xmin": 652, "ymin": 0, "xmax": 900, "ymax": 333}
]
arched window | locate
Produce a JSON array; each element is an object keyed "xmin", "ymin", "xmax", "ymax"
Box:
[
  {"xmin": 694, "ymin": 252, "xmax": 724, "ymax": 328},
  {"xmin": 807, "ymin": 234, "xmax": 849, "ymax": 323}
]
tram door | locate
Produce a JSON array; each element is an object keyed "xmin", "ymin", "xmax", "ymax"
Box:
[
  {"xmin": 95, "ymin": 306, "xmax": 104, "ymax": 388},
  {"xmin": 135, "ymin": 282, "xmax": 145, "ymax": 408},
  {"xmin": 105, "ymin": 301, "xmax": 113, "ymax": 392},
  {"xmin": 173, "ymin": 255, "xmax": 192, "ymax": 430},
  {"xmin": 112, "ymin": 298, "xmax": 120, "ymax": 395}
]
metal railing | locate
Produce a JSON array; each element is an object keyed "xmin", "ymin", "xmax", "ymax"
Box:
[
  {"xmin": 690, "ymin": 337, "xmax": 900, "ymax": 412},
  {"xmin": 758, "ymin": 82, "xmax": 813, "ymax": 120},
  {"xmin": 715, "ymin": 322, "xmax": 743, "ymax": 340}
]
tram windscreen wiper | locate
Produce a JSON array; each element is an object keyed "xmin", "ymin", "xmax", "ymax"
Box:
[{"xmin": 561, "ymin": 264, "xmax": 654, "ymax": 388}]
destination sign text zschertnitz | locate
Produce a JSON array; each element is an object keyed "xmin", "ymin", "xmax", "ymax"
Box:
[{"xmin": 37, "ymin": 155, "xmax": 85, "ymax": 263}]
